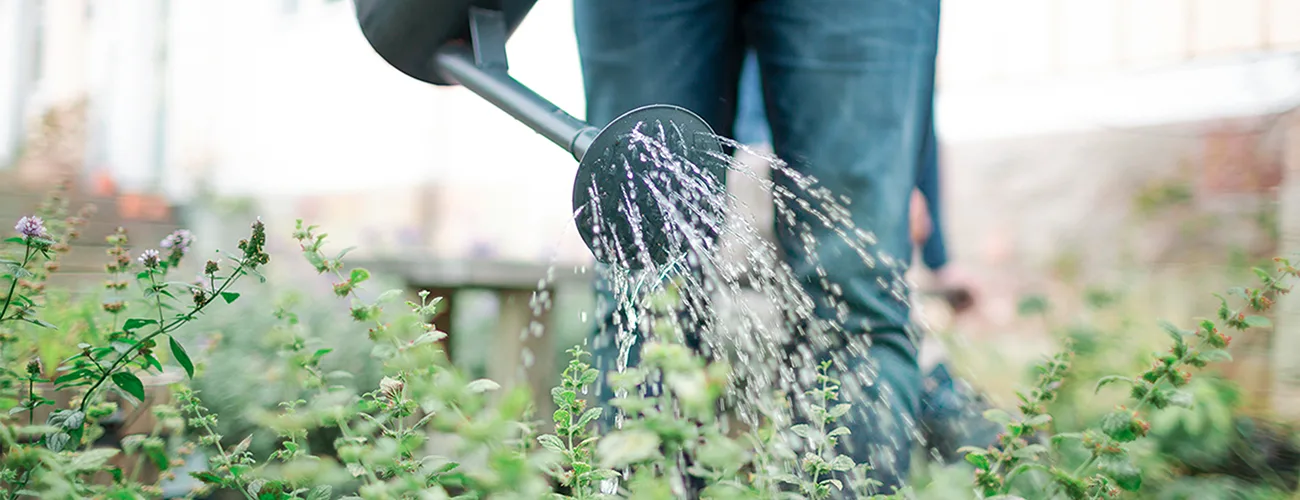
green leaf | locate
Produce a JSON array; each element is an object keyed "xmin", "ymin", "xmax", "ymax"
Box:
[
  {"xmin": 69, "ymin": 448, "xmax": 120, "ymax": 471},
  {"xmin": 111, "ymin": 372, "xmax": 146, "ymax": 401},
  {"xmin": 1158, "ymin": 320, "xmax": 1188, "ymax": 346},
  {"xmin": 169, "ymin": 336, "xmax": 194, "ymax": 378},
  {"xmin": 963, "ymin": 450, "xmax": 990, "ymax": 469},
  {"xmin": 46, "ymin": 431, "xmax": 70, "ymax": 452},
  {"xmin": 1169, "ymin": 389, "xmax": 1194, "ymax": 408},
  {"xmin": 577, "ymin": 407, "xmax": 603, "ymax": 429},
  {"xmin": 349, "ymin": 268, "xmax": 371, "ymax": 285},
  {"xmin": 1243, "ymin": 315, "xmax": 1272, "ymax": 328},
  {"xmin": 982, "ymin": 409, "xmax": 1014, "ymax": 426},
  {"xmin": 1095, "ymin": 375, "xmax": 1135, "ymax": 394},
  {"xmin": 1098, "ymin": 452, "xmax": 1143, "ymax": 491},
  {"xmin": 190, "ymin": 471, "xmax": 225, "ymax": 484},
  {"xmin": 306, "ymin": 486, "xmax": 333, "ymax": 500},
  {"xmin": 789, "ymin": 424, "xmax": 813, "ymax": 439},
  {"xmin": 1013, "ymin": 444, "xmax": 1049, "ymax": 459},
  {"xmin": 122, "ymin": 318, "xmax": 157, "ymax": 332},
  {"xmin": 22, "ymin": 317, "xmax": 57, "ymax": 329},
  {"xmin": 47, "ymin": 409, "xmax": 85, "ymax": 430},
  {"xmin": 466, "ymin": 379, "xmax": 500, "ymax": 393},
  {"xmin": 597, "ymin": 430, "xmax": 661, "ymax": 468},
  {"xmin": 220, "ymin": 291, "xmax": 240, "ymax": 304},
  {"xmin": 376, "ymin": 289, "xmax": 403, "ymax": 303},
  {"xmin": 1199, "ymin": 349, "xmax": 1233, "ymax": 363},
  {"xmin": 537, "ymin": 435, "xmax": 566, "ymax": 454},
  {"xmin": 1024, "ymin": 414, "xmax": 1053, "ymax": 428},
  {"xmin": 827, "ymin": 403, "xmax": 851, "ymax": 420},
  {"xmin": 1100, "ymin": 411, "xmax": 1142, "ymax": 442}
]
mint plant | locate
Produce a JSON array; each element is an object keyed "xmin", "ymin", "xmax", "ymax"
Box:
[
  {"xmin": 538, "ymin": 345, "xmax": 618, "ymax": 498},
  {"xmin": 961, "ymin": 258, "xmax": 1299, "ymax": 499}
]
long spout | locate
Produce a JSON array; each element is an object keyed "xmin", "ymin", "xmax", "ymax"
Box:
[{"xmin": 433, "ymin": 45, "xmax": 598, "ymax": 162}]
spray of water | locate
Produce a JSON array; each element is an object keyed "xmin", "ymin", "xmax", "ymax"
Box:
[{"xmin": 528, "ymin": 115, "xmax": 926, "ymax": 494}]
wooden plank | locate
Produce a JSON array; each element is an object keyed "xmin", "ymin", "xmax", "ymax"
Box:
[{"xmin": 355, "ymin": 256, "xmax": 594, "ymax": 291}]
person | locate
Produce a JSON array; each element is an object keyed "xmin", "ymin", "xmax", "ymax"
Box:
[
  {"xmin": 734, "ymin": 47, "xmax": 1001, "ymax": 465},
  {"xmin": 576, "ymin": 1, "xmax": 942, "ymax": 493}
]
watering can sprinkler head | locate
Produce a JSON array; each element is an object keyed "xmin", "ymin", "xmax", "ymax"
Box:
[{"xmin": 354, "ymin": 0, "xmax": 726, "ymax": 271}]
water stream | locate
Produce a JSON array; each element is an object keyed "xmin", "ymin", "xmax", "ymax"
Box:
[{"xmin": 529, "ymin": 115, "xmax": 925, "ymax": 493}]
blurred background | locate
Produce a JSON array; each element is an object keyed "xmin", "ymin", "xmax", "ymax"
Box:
[{"xmin": 3, "ymin": 0, "xmax": 1300, "ymax": 461}]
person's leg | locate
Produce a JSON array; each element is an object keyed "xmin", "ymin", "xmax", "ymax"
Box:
[
  {"xmin": 573, "ymin": 0, "xmax": 745, "ymax": 432},
  {"xmin": 750, "ymin": 0, "xmax": 941, "ymax": 492}
]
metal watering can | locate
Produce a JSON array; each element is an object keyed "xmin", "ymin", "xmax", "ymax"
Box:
[{"xmin": 353, "ymin": 0, "xmax": 726, "ymax": 270}]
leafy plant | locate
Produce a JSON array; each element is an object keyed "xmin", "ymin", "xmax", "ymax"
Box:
[{"xmin": 961, "ymin": 258, "xmax": 1299, "ymax": 499}]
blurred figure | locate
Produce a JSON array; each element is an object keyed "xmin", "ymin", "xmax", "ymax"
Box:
[
  {"xmin": 577, "ymin": 1, "xmax": 941, "ymax": 493},
  {"xmin": 735, "ymin": 47, "xmax": 1001, "ymax": 465}
]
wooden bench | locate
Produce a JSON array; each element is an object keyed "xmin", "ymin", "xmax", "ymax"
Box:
[{"xmin": 354, "ymin": 256, "xmax": 595, "ymax": 416}]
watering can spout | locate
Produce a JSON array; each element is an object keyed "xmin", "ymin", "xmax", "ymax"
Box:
[{"xmin": 354, "ymin": 0, "xmax": 725, "ymax": 270}]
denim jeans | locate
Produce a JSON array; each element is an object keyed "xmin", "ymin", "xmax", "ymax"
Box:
[{"xmin": 575, "ymin": 0, "xmax": 941, "ymax": 493}]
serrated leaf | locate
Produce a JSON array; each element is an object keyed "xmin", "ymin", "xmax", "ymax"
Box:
[
  {"xmin": 789, "ymin": 424, "xmax": 812, "ymax": 439},
  {"xmin": 538, "ymin": 435, "xmax": 566, "ymax": 454},
  {"xmin": 46, "ymin": 431, "xmax": 70, "ymax": 452},
  {"xmin": 829, "ymin": 455, "xmax": 855, "ymax": 472},
  {"xmin": 827, "ymin": 426, "xmax": 851, "ymax": 438},
  {"xmin": 306, "ymin": 486, "xmax": 333, "ymax": 500},
  {"xmin": 48, "ymin": 409, "xmax": 85, "ymax": 430},
  {"xmin": 827, "ymin": 403, "xmax": 851, "ymax": 420},
  {"xmin": 111, "ymin": 372, "xmax": 146, "ymax": 401},
  {"xmin": 577, "ymin": 407, "xmax": 603, "ymax": 429},
  {"xmin": 169, "ymin": 336, "xmax": 194, "ymax": 378},
  {"xmin": 220, "ymin": 291, "xmax": 240, "ymax": 304}
]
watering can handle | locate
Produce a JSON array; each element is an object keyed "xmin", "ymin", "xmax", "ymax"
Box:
[{"xmin": 434, "ymin": 43, "xmax": 598, "ymax": 161}]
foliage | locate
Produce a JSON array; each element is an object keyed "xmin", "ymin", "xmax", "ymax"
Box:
[{"xmin": 1, "ymin": 192, "xmax": 1299, "ymax": 499}]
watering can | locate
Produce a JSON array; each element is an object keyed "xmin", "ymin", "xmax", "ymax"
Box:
[{"xmin": 353, "ymin": 0, "xmax": 727, "ymax": 270}]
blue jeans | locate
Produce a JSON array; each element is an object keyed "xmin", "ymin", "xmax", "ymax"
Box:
[{"xmin": 575, "ymin": 0, "xmax": 941, "ymax": 493}]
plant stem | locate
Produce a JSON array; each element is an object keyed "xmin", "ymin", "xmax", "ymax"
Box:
[
  {"xmin": 192, "ymin": 405, "xmax": 256, "ymax": 500},
  {"xmin": 0, "ymin": 244, "xmax": 34, "ymax": 324},
  {"xmin": 26, "ymin": 377, "xmax": 34, "ymax": 426},
  {"xmin": 78, "ymin": 262, "xmax": 248, "ymax": 416}
]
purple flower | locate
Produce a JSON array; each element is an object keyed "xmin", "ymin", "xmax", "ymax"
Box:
[
  {"xmin": 160, "ymin": 229, "xmax": 194, "ymax": 252},
  {"xmin": 14, "ymin": 216, "xmax": 46, "ymax": 239},
  {"xmin": 138, "ymin": 249, "xmax": 161, "ymax": 269},
  {"xmin": 160, "ymin": 229, "xmax": 195, "ymax": 262}
]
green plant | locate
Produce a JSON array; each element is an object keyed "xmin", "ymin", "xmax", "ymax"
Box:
[{"xmin": 960, "ymin": 259, "xmax": 1299, "ymax": 499}]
